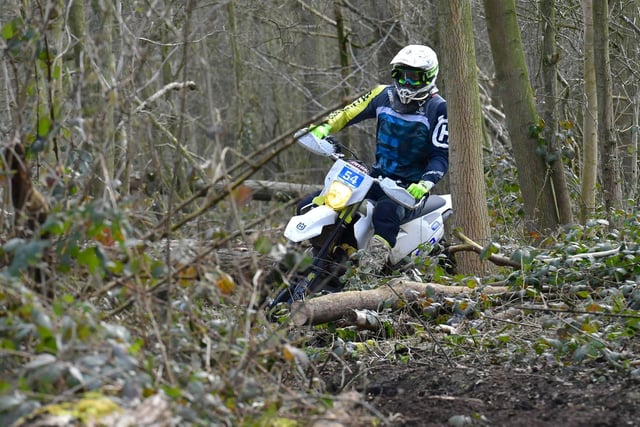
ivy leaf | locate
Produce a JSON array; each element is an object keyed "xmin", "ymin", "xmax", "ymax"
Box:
[
  {"xmin": 24, "ymin": 353, "xmax": 56, "ymax": 370},
  {"xmin": 479, "ymin": 242, "xmax": 499, "ymax": 261},
  {"xmin": 78, "ymin": 247, "xmax": 100, "ymax": 273},
  {"xmin": 1, "ymin": 21, "xmax": 15, "ymax": 40},
  {"xmin": 510, "ymin": 248, "xmax": 532, "ymax": 266},
  {"xmin": 161, "ymin": 386, "xmax": 182, "ymax": 399},
  {"xmin": 30, "ymin": 137, "xmax": 46, "ymax": 153},
  {"xmin": 38, "ymin": 117, "xmax": 51, "ymax": 138},
  {"xmin": 254, "ymin": 235, "xmax": 272, "ymax": 255},
  {"xmin": 5, "ymin": 240, "xmax": 49, "ymax": 276}
]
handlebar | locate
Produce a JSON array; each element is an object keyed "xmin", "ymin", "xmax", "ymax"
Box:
[
  {"xmin": 294, "ymin": 128, "xmax": 341, "ymax": 158},
  {"xmin": 379, "ymin": 177, "xmax": 424, "ymax": 210},
  {"xmin": 295, "ymin": 129, "xmax": 424, "ymax": 210}
]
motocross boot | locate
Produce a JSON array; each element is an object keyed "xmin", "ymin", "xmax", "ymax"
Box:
[{"xmin": 359, "ymin": 235, "xmax": 391, "ymax": 275}]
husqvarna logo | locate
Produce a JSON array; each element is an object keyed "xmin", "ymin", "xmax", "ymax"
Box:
[{"xmin": 296, "ymin": 222, "xmax": 306, "ymax": 231}]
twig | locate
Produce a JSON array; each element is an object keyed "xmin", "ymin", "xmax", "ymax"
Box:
[
  {"xmin": 0, "ymin": 348, "xmax": 39, "ymax": 359},
  {"xmin": 536, "ymin": 246, "xmax": 621, "ymax": 263},
  {"xmin": 514, "ymin": 305, "xmax": 640, "ymax": 319},
  {"xmin": 144, "ymin": 292, "xmax": 176, "ymax": 386},
  {"xmin": 621, "ymin": 15, "xmax": 640, "ymax": 36},
  {"xmin": 135, "ymin": 81, "xmax": 197, "ymax": 113},
  {"xmin": 452, "ymin": 230, "xmax": 621, "ymax": 268}
]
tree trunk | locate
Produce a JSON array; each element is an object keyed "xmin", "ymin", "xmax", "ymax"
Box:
[
  {"xmin": 35, "ymin": 0, "xmax": 64, "ymax": 166},
  {"xmin": 593, "ymin": 0, "xmax": 623, "ymax": 212},
  {"xmin": 614, "ymin": 0, "xmax": 640, "ymax": 201},
  {"xmin": 88, "ymin": 0, "xmax": 116, "ymax": 197},
  {"xmin": 580, "ymin": 0, "xmax": 599, "ymax": 222},
  {"xmin": 439, "ymin": 0, "xmax": 493, "ymax": 275},
  {"xmin": 632, "ymin": 89, "xmax": 640, "ymax": 201},
  {"xmin": 483, "ymin": 0, "xmax": 566, "ymax": 236},
  {"xmin": 333, "ymin": 0, "xmax": 350, "ymax": 99},
  {"xmin": 227, "ymin": 1, "xmax": 243, "ymax": 145},
  {"xmin": 540, "ymin": 0, "xmax": 573, "ymax": 225},
  {"xmin": 68, "ymin": 0, "xmax": 85, "ymax": 70}
]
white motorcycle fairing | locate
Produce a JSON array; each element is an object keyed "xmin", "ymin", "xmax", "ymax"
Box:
[
  {"xmin": 353, "ymin": 200, "xmax": 375, "ymax": 249},
  {"xmin": 284, "ymin": 205, "xmax": 338, "ymax": 242},
  {"xmin": 389, "ymin": 194, "xmax": 452, "ymax": 265}
]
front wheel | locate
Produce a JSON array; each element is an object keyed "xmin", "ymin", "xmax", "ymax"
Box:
[
  {"xmin": 269, "ymin": 276, "xmax": 309, "ymax": 308},
  {"xmin": 265, "ymin": 273, "xmax": 314, "ymax": 322},
  {"xmin": 265, "ymin": 245, "xmax": 352, "ymax": 319}
]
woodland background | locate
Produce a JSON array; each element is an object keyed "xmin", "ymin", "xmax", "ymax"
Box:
[{"xmin": 1, "ymin": 1, "xmax": 640, "ymax": 426}]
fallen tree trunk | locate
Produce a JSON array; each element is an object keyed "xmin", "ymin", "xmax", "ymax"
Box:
[
  {"xmin": 290, "ymin": 278, "xmax": 508, "ymax": 326},
  {"xmin": 210, "ymin": 180, "xmax": 322, "ymax": 201}
]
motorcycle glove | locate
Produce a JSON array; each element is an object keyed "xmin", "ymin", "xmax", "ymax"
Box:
[
  {"xmin": 310, "ymin": 123, "xmax": 332, "ymax": 139},
  {"xmin": 407, "ymin": 180, "xmax": 434, "ymax": 199}
]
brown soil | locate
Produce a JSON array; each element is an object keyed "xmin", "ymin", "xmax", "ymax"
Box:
[{"xmin": 349, "ymin": 358, "xmax": 640, "ymax": 426}]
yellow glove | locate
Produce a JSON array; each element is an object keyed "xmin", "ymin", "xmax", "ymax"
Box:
[
  {"xmin": 407, "ymin": 181, "xmax": 433, "ymax": 199},
  {"xmin": 310, "ymin": 123, "xmax": 331, "ymax": 139}
]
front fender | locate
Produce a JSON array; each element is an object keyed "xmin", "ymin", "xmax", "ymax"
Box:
[{"xmin": 284, "ymin": 205, "xmax": 338, "ymax": 242}]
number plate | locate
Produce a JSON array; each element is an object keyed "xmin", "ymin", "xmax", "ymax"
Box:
[{"xmin": 338, "ymin": 166, "xmax": 364, "ymax": 188}]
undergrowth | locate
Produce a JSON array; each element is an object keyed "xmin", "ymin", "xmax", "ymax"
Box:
[{"xmin": 1, "ymin": 166, "xmax": 640, "ymax": 425}]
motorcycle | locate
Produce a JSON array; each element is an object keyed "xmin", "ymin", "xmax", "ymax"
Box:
[{"xmin": 267, "ymin": 129, "xmax": 453, "ymax": 313}]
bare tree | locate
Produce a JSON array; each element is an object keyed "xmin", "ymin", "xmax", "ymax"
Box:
[
  {"xmin": 483, "ymin": 0, "xmax": 570, "ymax": 235},
  {"xmin": 610, "ymin": 0, "xmax": 640, "ymax": 201},
  {"xmin": 594, "ymin": 0, "xmax": 623, "ymax": 212},
  {"xmin": 580, "ymin": 0, "xmax": 599, "ymax": 222},
  {"xmin": 540, "ymin": 0, "xmax": 573, "ymax": 225}
]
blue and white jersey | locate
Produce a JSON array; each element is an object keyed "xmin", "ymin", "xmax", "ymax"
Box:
[{"xmin": 326, "ymin": 85, "xmax": 449, "ymax": 186}]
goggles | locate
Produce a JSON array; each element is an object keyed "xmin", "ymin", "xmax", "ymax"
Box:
[{"xmin": 392, "ymin": 67, "xmax": 428, "ymax": 87}]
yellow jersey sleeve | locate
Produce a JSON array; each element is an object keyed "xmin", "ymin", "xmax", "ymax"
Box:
[{"xmin": 326, "ymin": 85, "xmax": 387, "ymax": 132}]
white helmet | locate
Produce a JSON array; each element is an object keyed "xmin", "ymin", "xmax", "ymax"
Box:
[{"xmin": 390, "ymin": 45, "xmax": 439, "ymax": 104}]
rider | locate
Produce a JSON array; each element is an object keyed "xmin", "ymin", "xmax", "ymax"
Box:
[{"xmin": 304, "ymin": 44, "xmax": 449, "ymax": 273}]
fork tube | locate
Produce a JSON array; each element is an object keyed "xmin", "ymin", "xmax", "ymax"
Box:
[{"xmin": 311, "ymin": 202, "xmax": 361, "ymax": 265}]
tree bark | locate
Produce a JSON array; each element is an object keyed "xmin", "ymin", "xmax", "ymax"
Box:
[
  {"xmin": 483, "ymin": 0, "xmax": 568, "ymax": 235},
  {"xmin": 439, "ymin": 0, "xmax": 493, "ymax": 275},
  {"xmin": 614, "ymin": 0, "xmax": 640, "ymax": 200},
  {"xmin": 593, "ymin": 0, "xmax": 623, "ymax": 212},
  {"xmin": 333, "ymin": 0, "xmax": 350, "ymax": 99},
  {"xmin": 68, "ymin": 1, "xmax": 85, "ymax": 70},
  {"xmin": 540, "ymin": 0, "xmax": 573, "ymax": 225},
  {"xmin": 580, "ymin": 0, "xmax": 599, "ymax": 223},
  {"xmin": 88, "ymin": 0, "xmax": 116, "ymax": 196}
]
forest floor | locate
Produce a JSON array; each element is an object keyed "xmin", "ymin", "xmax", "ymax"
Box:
[
  {"xmin": 317, "ymin": 351, "xmax": 640, "ymax": 426},
  {"xmin": 313, "ymin": 318, "xmax": 640, "ymax": 427},
  {"xmin": 362, "ymin": 358, "xmax": 639, "ymax": 426}
]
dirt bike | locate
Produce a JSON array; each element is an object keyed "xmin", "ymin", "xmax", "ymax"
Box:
[{"xmin": 266, "ymin": 129, "xmax": 453, "ymax": 313}]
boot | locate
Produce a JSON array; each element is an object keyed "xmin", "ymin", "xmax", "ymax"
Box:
[{"xmin": 359, "ymin": 235, "xmax": 391, "ymax": 274}]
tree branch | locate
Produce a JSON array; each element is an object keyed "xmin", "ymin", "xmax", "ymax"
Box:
[
  {"xmin": 135, "ymin": 81, "xmax": 197, "ymax": 113},
  {"xmin": 452, "ymin": 230, "xmax": 522, "ymax": 268}
]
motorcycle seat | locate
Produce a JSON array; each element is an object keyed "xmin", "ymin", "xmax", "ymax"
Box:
[{"xmin": 400, "ymin": 194, "xmax": 448, "ymax": 224}]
